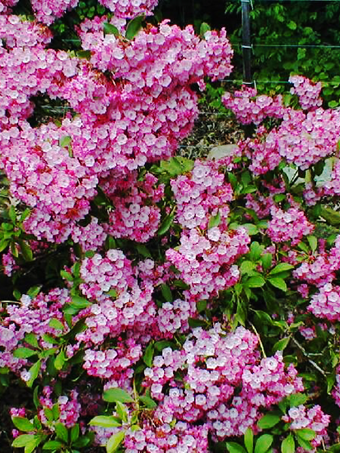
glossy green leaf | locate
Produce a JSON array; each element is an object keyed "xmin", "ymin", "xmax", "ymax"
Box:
[
  {"xmin": 49, "ymin": 318, "xmax": 64, "ymax": 331},
  {"xmin": 200, "ymin": 22, "xmax": 211, "ymax": 37},
  {"xmin": 27, "ymin": 360, "xmax": 41, "ymax": 388},
  {"xmin": 254, "ymin": 434, "xmax": 274, "ymax": 453},
  {"xmin": 244, "ymin": 427, "xmax": 254, "ymax": 453},
  {"xmin": 268, "ymin": 277, "xmax": 287, "ymax": 292},
  {"xmin": 106, "ymin": 431, "xmax": 125, "ymax": 453},
  {"xmin": 226, "ymin": 442, "xmax": 247, "ymax": 453},
  {"xmin": 139, "ymin": 395, "xmax": 157, "ymax": 409},
  {"xmin": 55, "ymin": 422, "xmax": 68, "ymax": 443},
  {"xmin": 246, "ymin": 276, "xmax": 266, "ymax": 288},
  {"xmin": 12, "ymin": 417, "xmax": 36, "ymax": 432},
  {"xmin": 281, "ymin": 434, "xmax": 295, "ymax": 453},
  {"xmin": 257, "ymin": 413, "xmax": 281, "ymax": 429},
  {"xmin": 157, "ymin": 213, "xmax": 175, "ymax": 236},
  {"xmin": 208, "ymin": 210, "xmax": 221, "ymax": 229},
  {"xmin": 125, "ymin": 15, "xmax": 145, "ymax": 40},
  {"xmin": 13, "ymin": 347, "xmax": 38, "ymax": 359},
  {"xmin": 143, "ymin": 342, "xmax": 154, "ymax": 367},
  {"xmin": 89, "ymin": 416, "xmax": 121, "ymax": 428},
  {"xmin": 103, "ymin": 388, "xmax": 134, "ymax": 404},
  {"xmin": 296, "ymin": 428, "xmax": 316, "ymax": 441},
  {"xmin": 269, "ymin": 263, "xmax": 294, "ymax": 275},
  {"xmin": 42, "ymin": 440, "xmax": 64, "ymax": 450},
  {"xmin": 104, "ymin": 22, "xmax": 120, "ymax": 37},
  {"xmin": 12, "ymin": 434, "xmax": 36, "ymax": 448},
  {"xmin": 272, "ymin": 336, "xmax": 290, "ymax": 353}
]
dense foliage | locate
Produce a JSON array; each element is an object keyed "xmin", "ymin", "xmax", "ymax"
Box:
[{"xmin": 1, "ymin": 1, "xmax": 340, "ymax": 453}]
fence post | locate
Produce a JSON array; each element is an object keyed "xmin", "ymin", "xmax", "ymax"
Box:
[{"xmin": 241, "ymin": 0, "xmax": 252, "ymax": 84}]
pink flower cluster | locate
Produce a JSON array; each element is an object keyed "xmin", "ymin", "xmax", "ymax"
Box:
[
  {"xmin": 308, "ymin": 283, "xmax": 340, "ymax": 322},
  {"xmin": 103, "ymin": 172, "xmax": 164, "ymax": 243},
  {"xmin": 294, "ymin": 235, "xmax": 340, "ymax": 288},
  {"xmin": 171, "ymin": 160, "xmax": 233, "ymax": 229},
  {"xmin": 38, "ymin": 386, "xmax": 81, "ymax": 428},
  {"xmin": 267, "ymin": 207, "xmax": 314, "ymax": 246},
  {"xmin": 166, "ymin": 227, "xmax": 249, "ymax": 300},
  {"xmin": 289, "ymin": 75, "xmax": 323, "ymax": 111},
  {"xmin": 142, "ymin": 325, "xmax": 304, "ymax": 441},
  {"xmin": 83, "ymin": 338, "xmax": 142, "ymax": 385},
  {"xmin": 125, "ymin": 422, "xmax": 209, "ymax": 452},
  {"xmin": 0, "ymin": 289, "xmax": 69, "ymax": 376},
  {"xmin": 222, "ymin": 86, "xmax": 285, "ymax": 125},
  {"xmin": 237, "ymin": 126, "xmax": 282, "ymax": 175},
  {"xmin": 282, "ymin": 404, "xmax": 330, "ymax": 449},
  {"xmin": 0, "ymin": 0, "xmax": 18, "ymax": 14},
  {"xmin": 77, "ymin": 250, "xmax": 156, "ymax": 344},
  {"xmin": 30, "ymin": 0, "xmax": 79, "ymax": 25},
  {"xmin": 98, "ymin": 0, "xmax": 158, "ymax": 18}
]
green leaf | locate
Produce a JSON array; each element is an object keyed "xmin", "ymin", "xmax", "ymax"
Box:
[
  {"xmin": 254, "ymin": 434, "xmax": 274, "ymax": 453},
  {"xmin": 55, "ymin": 422, "xmax": 68, "ymax": 443},
  {"xmin": 244, "ymin": 427, "xmax": 254, "ymax": 453},
  {"xmin": 250, "ymin": 242, "xmax": 264, "ymax": 261},
  {"xmin": 197, "ymin": 299, "xmax": 207, "ymax": 313},
  {"xmin": 288, "ymin": 393, "xmax": 307, "ymax": 407},
  {"xmin": 49, "ymin": 318, "xmax": 64, "ymax": 331},
  {"xmin": 272, "ymin": 336, "xmax": 290, "ymax": 353},
  {"xmin": 296, "ymin": 437, "xmax": 313, "ymax": 451},
  {"xmin": 70, "ymin": 295, "xmax": 92, "ymax": 309},
  {"xmin": 143, "ymin": 342, "xmax": 154, "ymax": 367},
  {"xmin": 42, "ymin": 440, "xmax": 64, "ymax": 450},
  {"xmin": 200, "ymin": 22, "xmax": 211, "ymax": 37},
  {"xmin": 125, "ymin": 15, "xmax": 145, "ymax": 40},
  {"xmin": 136, "ymin": 244, "xmax": 152, "ymax": 258},
  {"xmin": 287, "ymin": 21, "xmax": 297, "ymax": 30},
  {"xmin": 59, "ymin": 135, "xmax": 71, "ymax": 148},
  {"xmin": 226, "ymin": 442, "xmax": 247, "ymax": 453},
  {"xmin": 13, "ymin": 347, "xmax": 38, "ymax": 359},
  {"xmin": 54, "ymin": 350, "xmax": 66, "ymax": 371},
  {"xmin": 240, "ymin": 260, "xmax": 256, "ymax": 275},
  {"xmin": 243, "ymin": 224, "xmax": 258, "ymax": 235},
  {"xmin": 116, "ymin": 401, "xmax": 128, "ymax": 422},
  {"xmin": 160, "ymin": 284, "xmax": 173, "ymax": 302},
  {"xmin": 103, "ymin": 388, "xmax": 134, "ymax": 404},
  {"xmin": 269, "ymin": 263, "xmax": 294, "ymax": 275},
  {"xmin": 246, "ymin": 276, "xmax": 265, "ymax": 288},
  {"xmin": 24, "ymin": 435, "xmax": 43, "ymax": 453},
  {"xmin": 12, "ymin": 417, "xmax": 36, "ymax": 432},
  {"xmin": 157, "ymin": 213, "xmax": 175, "ymax": 236},
  {"xmin": 89, "ymin": 416, "xmax": 121, "ymax": 428},
  {"xmin": 103, "ymin": 22, "xmax": 120, "ymax": 37},
  {"xmin": 257, "ymin": 413, "xmax": 281, "ymax": 429},
  {"xmin": 70, "ymin": 424, "xmax": 80, "ymax": 443},
  {"xmin": 261, "ymin": 253, "xmax": 272, "ymax": 271},
  {"xmin": 60, "ymin": 270, "xmax": 73, "ymax": 282},
  {"xmin": 307, "ymin": 235, "xmax": 317, "ymax": 252},
  {"xmin": 296, "ymin": 429, "xmax": 316, "ymax": 441},
  {"xmin": 20, "ymin": 241, "xmax": 33, "ymax": 261},
  {"xmin": 106, "ymin": 431, "xmax": 125, "ymax": 453},
  {"xmin": 268, "ymin": 278, "xmax": 287, "ymax": 292},
  {"xmin": 281, "ymin": 434, "xmax": 295, "ymax": 453},
  {"xmin": 208, "ymin": 210, "xmax": 221, "ymax": 229},
  {"xmin": 13, "ymin": 434, "xmax": 36, "ymax": 448},
  {"xmin": 27, "ymin": 360, "xmax": 41, "ymax": 388},
  {"xmin": 139, "ymin": 396, "xmax": 157, "ymax": 409},
  {"xmin": 27, "ymin": 285, "xmax": 41, "ymax": 299},
  {"xmin": 321, "ymin": 207, "xmax": 340, "ymax": 226}
]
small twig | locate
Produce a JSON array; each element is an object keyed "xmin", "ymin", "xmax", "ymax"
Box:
[
  {"xmin": 291, "ymin": 336, "xmax": 327, "ymax": 377},
  {"xmin": 249, "ymin": 321, "xmax": 267, "ymax": 358}
]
